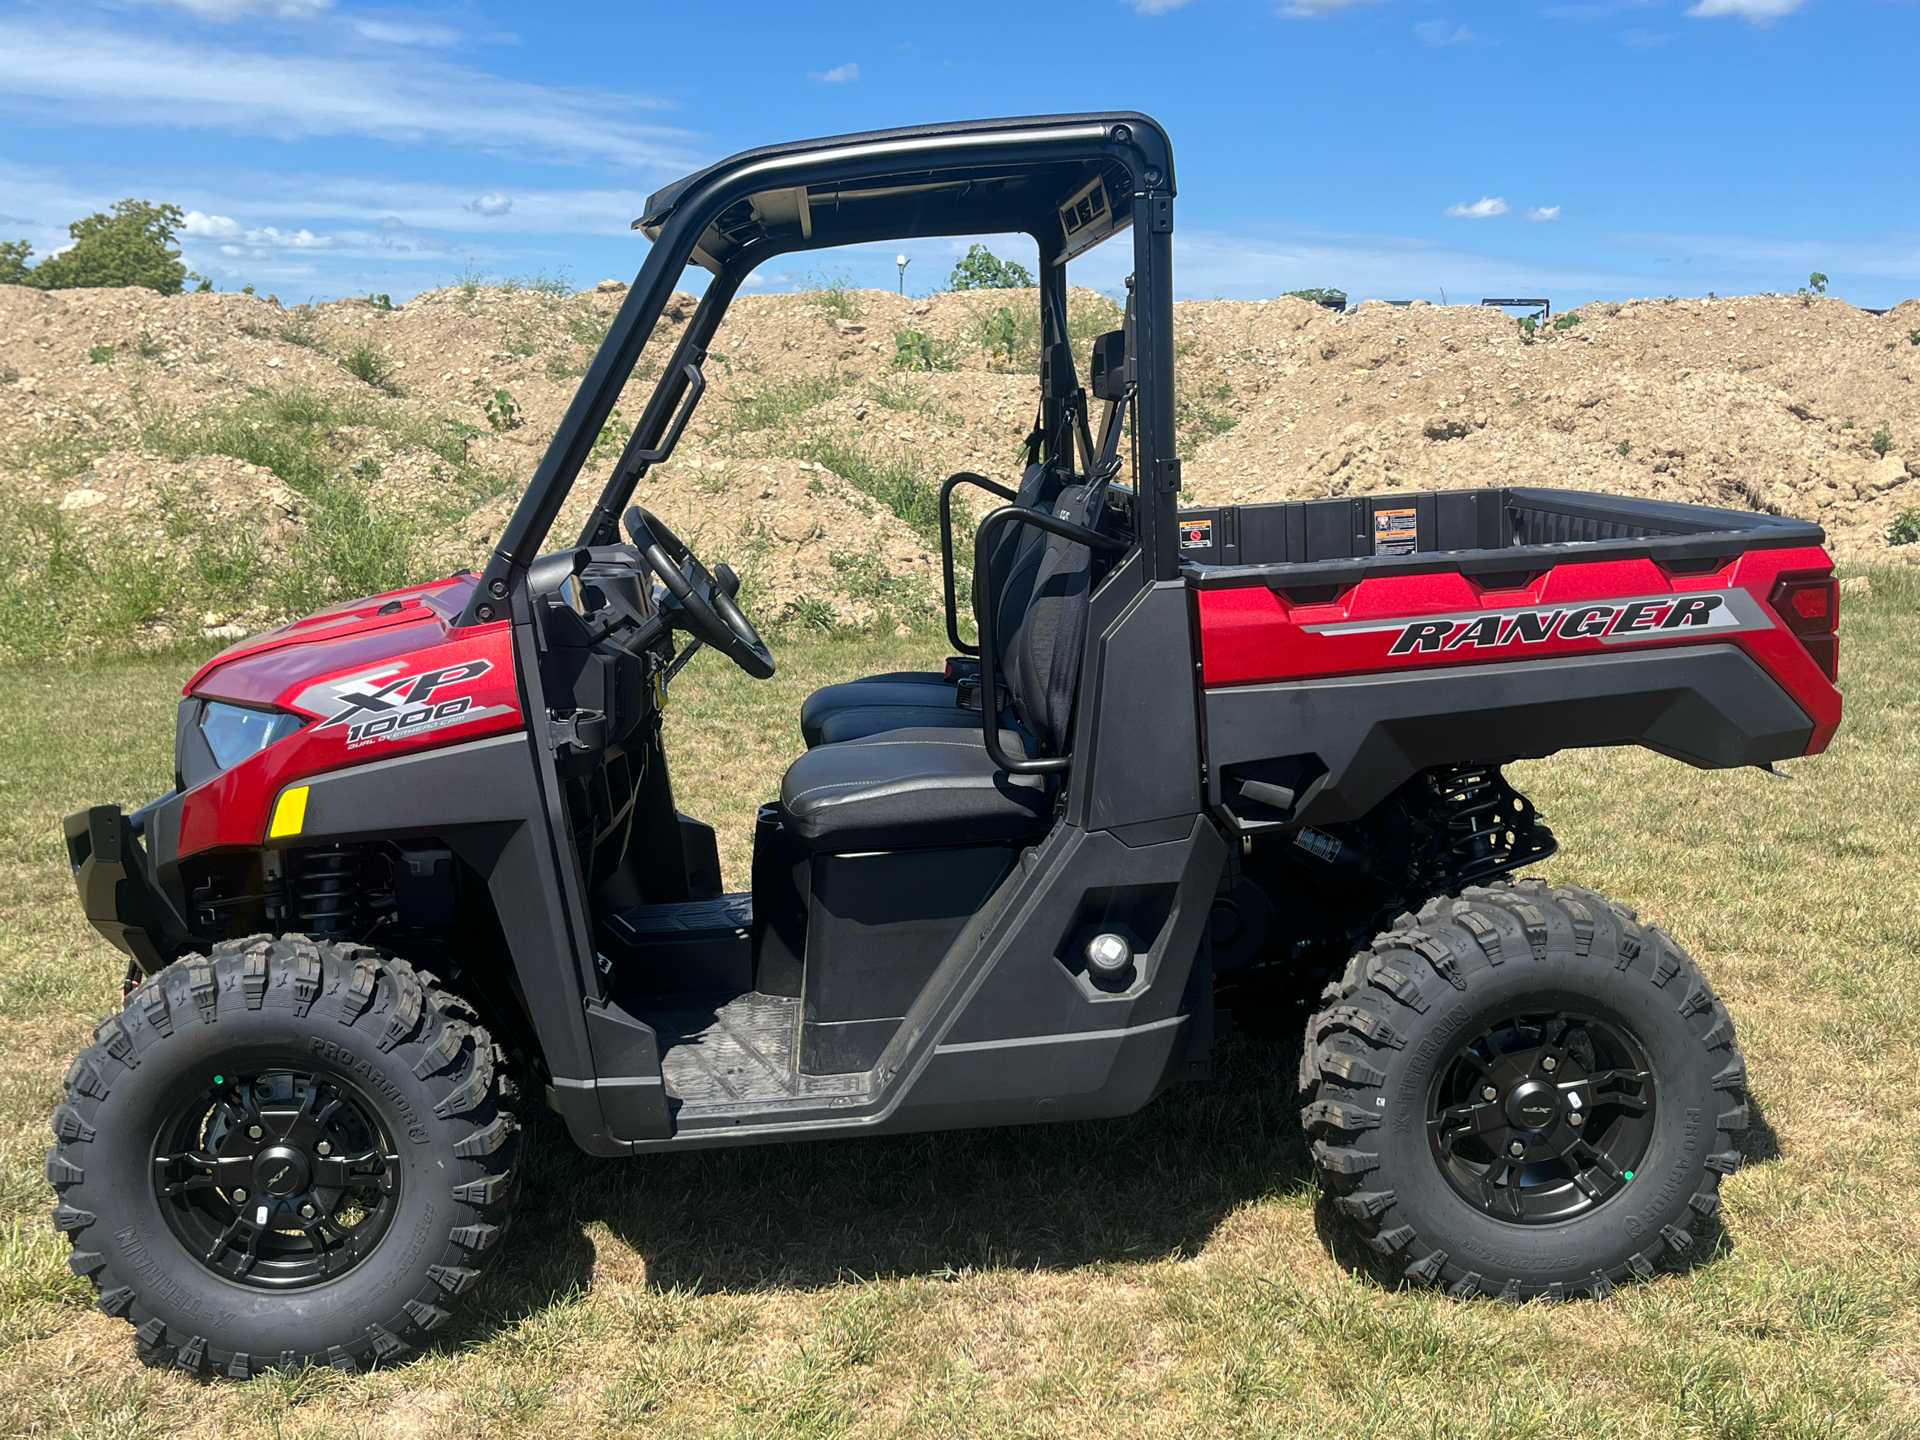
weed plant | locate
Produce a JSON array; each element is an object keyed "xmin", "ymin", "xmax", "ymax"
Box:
[
  {"xmin": 340, "ymin": 344, "xmax": 400, "ymax": 396},
  {"xmin": 803, "ymin": 272, "xmax": 861, "ymax": 322}
]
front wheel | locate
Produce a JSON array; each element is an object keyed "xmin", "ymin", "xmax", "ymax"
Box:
[
  {"xmin": 1301, "ymin": 881, "xmax": 1748, "ymax": 1300},
  {"xmin": 48, "ymin": 937, "xmax": 519, "ymax": 1375}
]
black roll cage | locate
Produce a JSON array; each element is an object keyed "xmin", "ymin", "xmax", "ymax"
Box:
[{"xmin": 455, "ymin": 112, "xmax": 1183, "ymax": 629}]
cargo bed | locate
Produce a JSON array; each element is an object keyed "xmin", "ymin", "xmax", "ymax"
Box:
[
  {"xmin": 1172, "ymin": 487, "xmax": 1841, "ymax": 831},
  {"xmin": 1175, "ymin": 486, "xmax": 1825, "ymax": 588}
]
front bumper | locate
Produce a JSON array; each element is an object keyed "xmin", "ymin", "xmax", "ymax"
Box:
[{"xmin": 63, "ymin": 803, "xmax": 192, "ymax": 973}]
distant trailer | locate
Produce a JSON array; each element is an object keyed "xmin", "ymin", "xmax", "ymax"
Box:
[{"xmin": 1483, "ymin": 297, "xmax": 1551, "ymax": 319}]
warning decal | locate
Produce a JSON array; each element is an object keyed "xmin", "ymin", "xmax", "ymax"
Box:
[
  {"xmin": 1181, "ymin": 517, "xmax": 1215, "ymax": 550},
  {"xmin": 1373, "ymin": 507, "xmax": 1418, "ymax": 556}
]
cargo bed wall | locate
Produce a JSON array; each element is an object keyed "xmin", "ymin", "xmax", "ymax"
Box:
[{"xmin": 1175, "ymin": 486, "xmax": 1822, "ymax": 579}]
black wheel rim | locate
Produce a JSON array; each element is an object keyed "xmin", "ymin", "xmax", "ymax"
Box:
[
  {"xmin": 1427, "ymin": 1009, "xmax": 1656, "ymax": 1225},
  {"xmin": 153, "ymin": 1068, "xmax": 401, "ymax": 1289}
]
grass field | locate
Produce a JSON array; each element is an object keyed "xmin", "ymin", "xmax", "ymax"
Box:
[{"xmin": 1, "ymin": 572, "xmax": 1917, "ymax": 1439}]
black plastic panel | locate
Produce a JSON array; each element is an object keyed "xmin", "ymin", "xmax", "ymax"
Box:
[
  {"xmin": 1178, "ymin": 485, "xmax": 1825, "ymax": 591},
  {"xmin": 1203, "ymin": 644, "xmax": 1815, "ymax": 826},
  {"xmin": 801, "ymin": 845, "xmax": 1018, "ymax": 1074}
]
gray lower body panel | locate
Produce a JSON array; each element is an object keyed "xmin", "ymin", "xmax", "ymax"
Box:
[{"xmin": 1205, "ymin": 643, "xmax": 1814, "ymax": 826}]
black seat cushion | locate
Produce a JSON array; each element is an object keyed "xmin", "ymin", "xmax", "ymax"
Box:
[
  {"xmin": 779, "ymin": 727, "xmax": 1051, "ymax": 852},
  {"xmin": 800, "ymin": 676, "xmax": 957, "ymax": 747},
  {"xmin": 813, "ymin": 704, "xmax": 978, "ymax": 747}
]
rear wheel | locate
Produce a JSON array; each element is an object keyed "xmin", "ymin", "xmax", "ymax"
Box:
[
  {"xmin": 48, "ymin": 936, "xmax": 519, "ymax": 1374},
  {"xmin": 1301, "ymin": 880, "xmax": 1747, "ymax": 1300}
]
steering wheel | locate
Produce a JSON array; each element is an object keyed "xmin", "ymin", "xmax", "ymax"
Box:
[{"xmin": 624, "ymin": 505, "xmax": 776, "ymax": 679}]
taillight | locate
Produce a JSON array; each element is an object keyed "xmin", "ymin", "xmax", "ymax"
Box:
[{"xmin": 1767, "ymin": 572, "xmax": 1839, "ymax": 680}]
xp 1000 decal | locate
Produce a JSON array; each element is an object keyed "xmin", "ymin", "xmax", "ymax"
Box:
[
  {"xmin": 1304, "ymin": 588, "xmax": 1770, "ymax": 658},
  {"xmin": 293, "ymin": 658, "xmax": 516, "ymax": 748}
]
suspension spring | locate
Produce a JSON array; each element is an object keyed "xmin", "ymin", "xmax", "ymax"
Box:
[
  {"xmin": 1425, "ymin": 765, "xmax": 1557, "ymax": 889},
  {"xmin": 292, "ymin": 846, "xmax": 362, "ymax": 938}
]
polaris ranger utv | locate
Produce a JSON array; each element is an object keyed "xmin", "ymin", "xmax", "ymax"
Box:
[{"xmin": 51, "ymin": 113, "xmax": 1842, "ymax": 1374}]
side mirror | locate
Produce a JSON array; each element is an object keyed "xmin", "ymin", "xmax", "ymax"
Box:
[{"xmin": 1089, "ymin": 329, "xmax": 1128, "ymax": 402}]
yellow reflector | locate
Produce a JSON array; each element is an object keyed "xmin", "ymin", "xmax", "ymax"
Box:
[{"xmin": 268, "ymin": 785, "xmax": 309, "ymax": 839}]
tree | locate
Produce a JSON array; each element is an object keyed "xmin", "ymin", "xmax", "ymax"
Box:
[
  {"xmin": 948, "ymin": 244, "xmax": 1034, "ymax": 291},
  {"xmin": 0, "ymin": 239, "xmax": 31, "ymax": 286},
  {"xmin": 3, "ymin": 200, "xmax": 189, "ymax": 294}
]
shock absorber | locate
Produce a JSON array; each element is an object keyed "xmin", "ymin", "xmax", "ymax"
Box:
[
  {"xmin": 1425, "ymin": 765, "xmax": 1558, "ymax": 889},
  {"xmin": 291, "ymin": 846, "xmax": 362, "ymax": 938}
]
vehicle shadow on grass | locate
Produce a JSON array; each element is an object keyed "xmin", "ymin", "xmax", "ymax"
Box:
[{"xmin": 446, "ymin": 1026, "xmax": 1312, "ymax": 1344}]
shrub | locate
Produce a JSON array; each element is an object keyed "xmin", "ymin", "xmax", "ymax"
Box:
[
  {"xmin": 5, "ymin": 200, "xmax": 188, "ymax": 294},
  {"xmin": 485, "ymin": 388, "xmax": 521, "ymax": 432},
  {"xmin": 977, "ymin": 305, "xmax": 1023, "ymax": 364},
  {"xmin": 1553, "ymin": 311, "xmax": 1582, "ymax": 330},
  {"xmin": 892, "ymin": 330, "xmax": 957, "ymax": 372},
  {"xmin": 1871, "ymin": 424, "xmax": 1894, "ymax": 457},
  {"xmin": 1517, "ymin": 316, "xmax": 1537, "ymax": 343},
  {"xmin": 1888, "ymin": 509, "xmax": 1920, "ymax": 546},
  {"xmin": 948, "ymin": 245, "xmax": 1034, "ymax": 291},
  {"xmin": 1617, "ymin": 440, "xmax": 1632, "ymax": 456},
  {"xmin": 1909, "ymin": 329, "xmax": 1920, "ymax": 347},
  {"xmin": 368, "ymin": 293, "xmax": 393, "ymax": 311},
  {"xmin": 1286, "ymin": 288, "xmax": 1347, "ymax": 311},
  {"xmin": 88, "ymin": 344, "xmax": 114, "ymax": 366}
]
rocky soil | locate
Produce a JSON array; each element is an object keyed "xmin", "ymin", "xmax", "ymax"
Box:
[{"xmin": 2, "ymin": 277, "xmax": 1915, "ymax": 648}]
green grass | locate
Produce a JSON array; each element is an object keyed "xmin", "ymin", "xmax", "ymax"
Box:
[
  {"xmin": 721, "ymin": 374, "xmax": 845, "ymax": 434},
  {"xmin": 787, "ymin": 433, "xmax": 946, "ymax": 550},
  {"xmin": 339, "ymin": 342, "xmax": 400, "ymax": 395},
  {"xmin": 1, "ymin": 575, "xmax": 1918, "ymax": 1435},
  {"xmin": 0, "ymin": 385, "xmax": 520, "ymax": 660}
]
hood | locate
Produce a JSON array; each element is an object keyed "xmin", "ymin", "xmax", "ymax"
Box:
[{"xmin": 186, "ymin": 574, "xmax": 483, "ymax": 710}]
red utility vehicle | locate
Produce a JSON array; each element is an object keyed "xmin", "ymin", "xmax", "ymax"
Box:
[{"xmin": 50, "ymin": 113, "xmax": 1838, "ymax": 1374}]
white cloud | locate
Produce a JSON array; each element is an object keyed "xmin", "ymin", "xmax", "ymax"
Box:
[
  {"xmin": 1686, "ymin": 0, "xmax": 1806, "ymax": 21},
  {"xmin": 182, "ymin": 209, "xmax": 241, "ymax": 237},
  {"xmin": 349, "ymin": 17, "xmax": 465, "ymax": 46},
  {"xmin": 807, "ymin": 62, "xmax": 859, "ymax": 82},
  {"xmin": 466, "ymin": 193, "xmax": 513, "ymax": 217},
  {"xmin": 1282, "ymin": 0, "xmax": 1390, "ymax": 14},
  {"xmin": 135, "ymin": 0, "xmax": 333, "ymax": 17},
  {"xmin": 251, "ymin": 225, "xmax": 333, "ymax": 248},
  {"xmin": 181, "ymin": 208, "xmax": 336, "ymax": 252},
  {"xmin": 1415, "ymin": 20, "xmax": 1473, "ymax": 44},
  {"xmin": 0, "ymin": 21, "xmax": 699, "ymax": 170},
  {"xmin": 1445, "ymin": 196, "xmax": 1509, "ymax": 219},
  {"xmin": 1526, "ymin": 206, "xmax": 1562, "ymax": 223},
  {"xmin": 1128, "ymin": 0, "xmax": 1196, "ymax": 12}
]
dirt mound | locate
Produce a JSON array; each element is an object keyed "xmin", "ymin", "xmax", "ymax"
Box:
[
  {"xmin": 1170, "ymin": 293, "xmax": 1920, "ymax": 561},
  {"xmin": 2, "ymin": 277, "xmax": 1915, "ymax": 651}
]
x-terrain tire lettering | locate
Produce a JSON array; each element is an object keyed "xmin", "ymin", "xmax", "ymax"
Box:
[
  {"xmin": 1301, "ymin": 881, "xmax": 1747, "ymax": 1300},
  {"xmin": 48, "ymin": 938, "xmax": 518, "ymax": 1374}
]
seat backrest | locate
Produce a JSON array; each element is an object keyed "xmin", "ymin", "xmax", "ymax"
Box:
[
  {"xmin": 969, "ymin": 461, "xmax": 1069, "ymax": 677},
  {"xmin": 999, "ymin": 482, "xmax": 1107, "ymax": 755}
]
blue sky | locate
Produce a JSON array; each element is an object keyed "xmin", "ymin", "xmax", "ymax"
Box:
[{"xmin": 0, "ymin": 0, "xmax": 1913, "ymax": 307}]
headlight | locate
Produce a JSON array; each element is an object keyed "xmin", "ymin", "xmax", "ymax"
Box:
[{"xmin": 200, "ymin": 701, "xmax": 304, "ymax": 769}]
